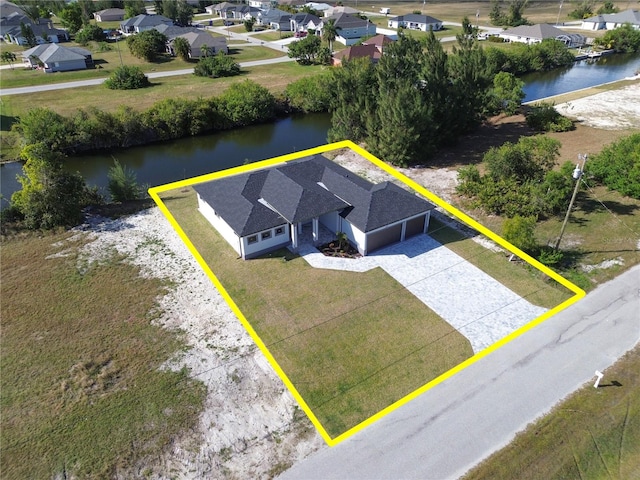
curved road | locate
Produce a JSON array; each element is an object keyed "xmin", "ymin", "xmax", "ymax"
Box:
[{"xmin": 278, "ymin": 265, "xmax": 640, "ymax": 479}]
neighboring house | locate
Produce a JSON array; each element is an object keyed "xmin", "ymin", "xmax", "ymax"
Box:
[
  {"xmin": 388, "ymin": 14, "xmax": 442, "ymax": 32},
  {"xmin": 1, "ymin": 11, "xmax": 69, "ymax": 45},
  {"xmin": 581, "ymin": 9, "xmax": 640, "ymax": 30},
  {"xmin": 362, "ymin": 33, "xmax": 394, "ymax": 52},
  {"xmin": 155, "ymin": 24, "xmax": 201, "ymax": 38},
  {"xmin": 248, "ymin": 0, "xmax": 274, "ymax": 9},
  {"xmin": 194, "ymin": 155, "xmax": 434, "ymax": 259},
  {"xmin": 305, "ymin": 2, "xmax": 333, "ymax": 14},
  {"xmin": 499, "ymin": 23, "xmax": 586, "ymax": 46},
  {"xmin": 94, "ymin": 8, "xmax": 125, "ymax": 22},
  {"xmin": 324, "ymin": 12, "xmax": 377, "ymax": 46},
  {"xmin": 290, "ymin": 12, "xmax": 320, "ymax": 33},
  {"xmin": 332, "ymin": 43, "xmax": 381, "ymax": 65},
  {"xmin": 0, "ymin": 0, "xmax": 23, "ymax": 17},
  {"xmin": 22, "ymin": 43, "xmax": 93, "ymax": 72},
  {"xmin": 120, "ymin": 14, "xmax": 173, "ymax": 34},
  {"xmin": 167, "ymin": 31, "xmax": 228, "ymax": 58},
  {"xmin": 206, "ymin": 2, "xmax": 234, "ymax": 15},
  {"xmin": 324, "ymin": 5, "xmax": 359, "ymax": 17},
  {"xmin": 257, "ymin": 9, "xmax": 292, "ymax": 30},
  {"xmin": 221, "ymin": 5, "xmax": 261, "ymax": 20},
  {"xmin": 278, "ymin": 0, "xmax": 306, "ymax": 7}
]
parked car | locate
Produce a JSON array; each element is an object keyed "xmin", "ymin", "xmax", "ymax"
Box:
[
  {"xmin": 294, "ymin": 31, "xmax": 307, "ymax": 38},
  {"xmin": 223, "ymin": 20, "xmax": 234, "ymax": 26}
]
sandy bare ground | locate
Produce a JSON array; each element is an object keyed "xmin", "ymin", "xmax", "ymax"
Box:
[
  {"xmin": 554, "ymin": 81, "xmax": 640, "ymax": 130},
  {"xmin": 67, "ymin": 79, "xmax": 639, "ymax": 479}
]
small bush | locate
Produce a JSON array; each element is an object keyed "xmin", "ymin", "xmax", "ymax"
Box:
[
  {"xmin": 108, "ymin": 159, "xmax": 141, "ymax": 202},
  {"xmin": 104, "ymin": 65, "xmax": 150, "ymax": 90},
  {"xmin": 537, "ymin": 247, "xmax": 564, "ymax": 266},
  {"xmin": 193, "ymin": 53, "xmax": 240, "ymax": 78},
  {"xmin": 526, "ymin": 102, "xmax": 574, "ymax": 132}
]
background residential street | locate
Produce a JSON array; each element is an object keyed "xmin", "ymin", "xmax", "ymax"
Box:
[{"xmin": 278, "ymin": 264, "xmax": 640, "ymax": 479}]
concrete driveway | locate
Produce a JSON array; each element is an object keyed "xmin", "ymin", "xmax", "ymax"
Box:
[{"xmin": 296, "ymin": 231, "xmax": 547, "ymax": 353}]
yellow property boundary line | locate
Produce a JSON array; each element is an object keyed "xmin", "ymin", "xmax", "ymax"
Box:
[{"xmin": 148, "ymin": 140, "xmax": 585, "ymax": 447}]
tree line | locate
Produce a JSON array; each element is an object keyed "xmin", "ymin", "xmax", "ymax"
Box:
[{"xmin": 14, "ymin": 80, "xmax": 278, "ymax": 155}]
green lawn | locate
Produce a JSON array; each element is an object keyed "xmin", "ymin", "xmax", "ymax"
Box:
[
  {"xmin": 464, "ymin": 345, "xmax": 640, "ymax": 480},
  {"xmin": 0, "ymin": 231, "xmax": 205, "ymax": 479},
  {"xmin": 0, "ymin": 62, "xmax": 323, "ymax": 122},
  {"xmin": 161, "ymin": 187, "xmax": 474, "ymax": 438}
]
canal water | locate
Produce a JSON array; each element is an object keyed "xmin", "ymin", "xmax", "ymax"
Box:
[{"xmin": 1, "ymin": 51, "xmax": 638, "ymax": 203}]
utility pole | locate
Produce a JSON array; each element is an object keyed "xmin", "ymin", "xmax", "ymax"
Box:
[
  {"xmin": 556, "ymin": 0, "xmax": 564, "ymax": 25},
  {"xmin": 555, "ymin": 154, "xmax": 587, "ymax": 250}
]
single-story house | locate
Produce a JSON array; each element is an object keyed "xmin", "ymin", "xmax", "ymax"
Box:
[
  {"xmin": 332, "ymin": 43, "xmax": 381, "ymax": 65},
  {"xmin": 221, "ymin": 5, "xmax": 261, "ymax": 20},
  {"xmin": 22, "ymin": 43, "xmax": 93, "ymax": 72},
  {"xmin": 248, "ymin": 0, "xmax": 274, "ymax": 9},
  {"xmin": 388, "ymin": 14, "xmax": 442, "ymax": 32},
  {"xmin": 1, "ymin": 12, "xmax": 69, "ymax": 44},
  {"xmin": 305, "ymin": 2, "xmax": 333, "ymax": 14},
  {"xmin": 326, "ymin": 12, "xmax": 377, "ymax": 46},
  {"xmin": 94, "ymin": 8, "xmax": 125, "ymax": 22},
  {"xmin": 290, "ymin": 12, "xmax": 320, "ymax": 33},
  {"xmin": 257, "ymin": 9, "xmax": 292, "ymax": 30},
  {"xmin": 499, "ymin": 23, "xmax": 586, "ymax": 47},
  {"xmin": 120, "ymin": 14, "xmax": 173, "ymax": 34},
  {"xmin": 206, "ymin": 2, "xmax": 234, "ymax": 15},
  {"xmin": 581, "ymin": 9, "xmax": 640, "ymax": 30},
  {"xmin": 362, "ymin": 34, "xmax": 394, "ymax": 52},
  {"xmin": 167, "ymin": 31, "xmax": 228, "ymax": 58},
  {"xmin": 278, "ymin": 0, "xmax": 306, "ymax": 7},
  {"xmin": 324, "ymin": 5, "xmax": 359, "ymax": 17},
  {"xmin": 194, "ymin": 155, "xmax": 434, "ymax": 259}
]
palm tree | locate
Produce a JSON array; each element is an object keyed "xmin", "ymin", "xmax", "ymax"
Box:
[
  {"xmin": 322, "ymin": 19, "xmax": 338, "ymax": 52},
  {"xmin": 200, "ymin": 43, "xmax": 211, "ymax": 58}
]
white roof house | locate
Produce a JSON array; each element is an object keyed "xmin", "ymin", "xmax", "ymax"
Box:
[
  {"xmin": 499, "ymin": 23, "xmax": 586, "ymax": 47},
  {"xmin": 581, "ymin": 9, "xmax": 640, "ymax": 30}
]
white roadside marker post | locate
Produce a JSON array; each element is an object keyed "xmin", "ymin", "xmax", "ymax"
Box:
[{"xmin": 594, "ymin": 370, "xmax": 604, "ymax": 388}]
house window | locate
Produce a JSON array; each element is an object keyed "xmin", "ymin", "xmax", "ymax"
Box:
[
  {"xmin": 248, "ymin": 235, "xmax": 258, "ymax": 244},
  {"xmin": 275, "ymin": 227, "xmax": 285, "ymax": 236},
  {"xmin": 261, "ymin": 231, "xmax": 272, "ymax": 240}
]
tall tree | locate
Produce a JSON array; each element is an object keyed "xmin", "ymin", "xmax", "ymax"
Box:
[
  {"xmin": 20, "ymin": 22, "xmax": 37, "ymax": 47},
  {"xmin": 328, "ymin": 57, "xmax": 377, "ymax": 142},
  {"xmin": 11, "ymin": 144, "xmax": 90, "ymax": 229},
  {"xmin": 176, "ymin": 0, "xmax": 194, "ymax": 26},
  {"xmin": 173, "ymin": 36, "xmax": 190, "ymax": 60},
  {"xmin": 58, "ymin": 3, "xmax": 84, "ymax": 34},
  {"xmin": 322, "ymin": 18, "xmax": 338, "ymax": 52},
  {"xmin": 124, "ymin": 0, "xmax": 146, "ymax": 19},
  {"xmin": 161, "ymin": 0, "xmax": 178, "ymax": 22},
  {"xmin": 448, "ymin": 17, "xmax": 493, "ymax": 134}
]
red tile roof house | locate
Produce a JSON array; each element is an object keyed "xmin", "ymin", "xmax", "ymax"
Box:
[{"xmin": 194, "ymin": 155, "xmax": 434, "ymax": 259}]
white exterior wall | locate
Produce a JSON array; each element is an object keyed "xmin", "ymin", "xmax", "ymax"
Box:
[
  {"xmin": 338, "ymin": 217, "xmax": 366, "ymax": 252},
  {"xmin": 319, "ymin": 211, "xmax": 339, "ymax": 234},
  {"xmin": 197, "ymin": 194, "xmax": 242, "ymax": 255},
  {"xmin": 45, "ymin": 59, "xmax": 86, "ymax": 72},
  {"xmin": 499, "ymin": 33, "xmax": 540, "ymax": 44},
  {"xmin": 241, "ymin": 224, "xmax": 290, "ymax": 258}
]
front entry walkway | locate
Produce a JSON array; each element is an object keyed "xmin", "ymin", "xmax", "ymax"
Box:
[{"xmin": 294, "ymin": 233, "xmax": 547, "ymax": 353}]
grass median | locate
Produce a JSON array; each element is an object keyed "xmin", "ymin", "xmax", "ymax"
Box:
[{"xmin": 161, "ymin": 187, "xmax": 475, "ymax": 438}]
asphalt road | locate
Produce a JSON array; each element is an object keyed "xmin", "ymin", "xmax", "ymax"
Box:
[
  {"xmin": 0, "ymin": 56, "xmax": 294, "ymax": 96},
  {"xmin": 278, "ymin": 264, "xmax": 640, "ymax": 480}
]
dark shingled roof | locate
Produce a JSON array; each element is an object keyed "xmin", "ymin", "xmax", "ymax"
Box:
[{"xmin": 193, "ymin": 155, "xmax": 434, "ymax": 236}]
